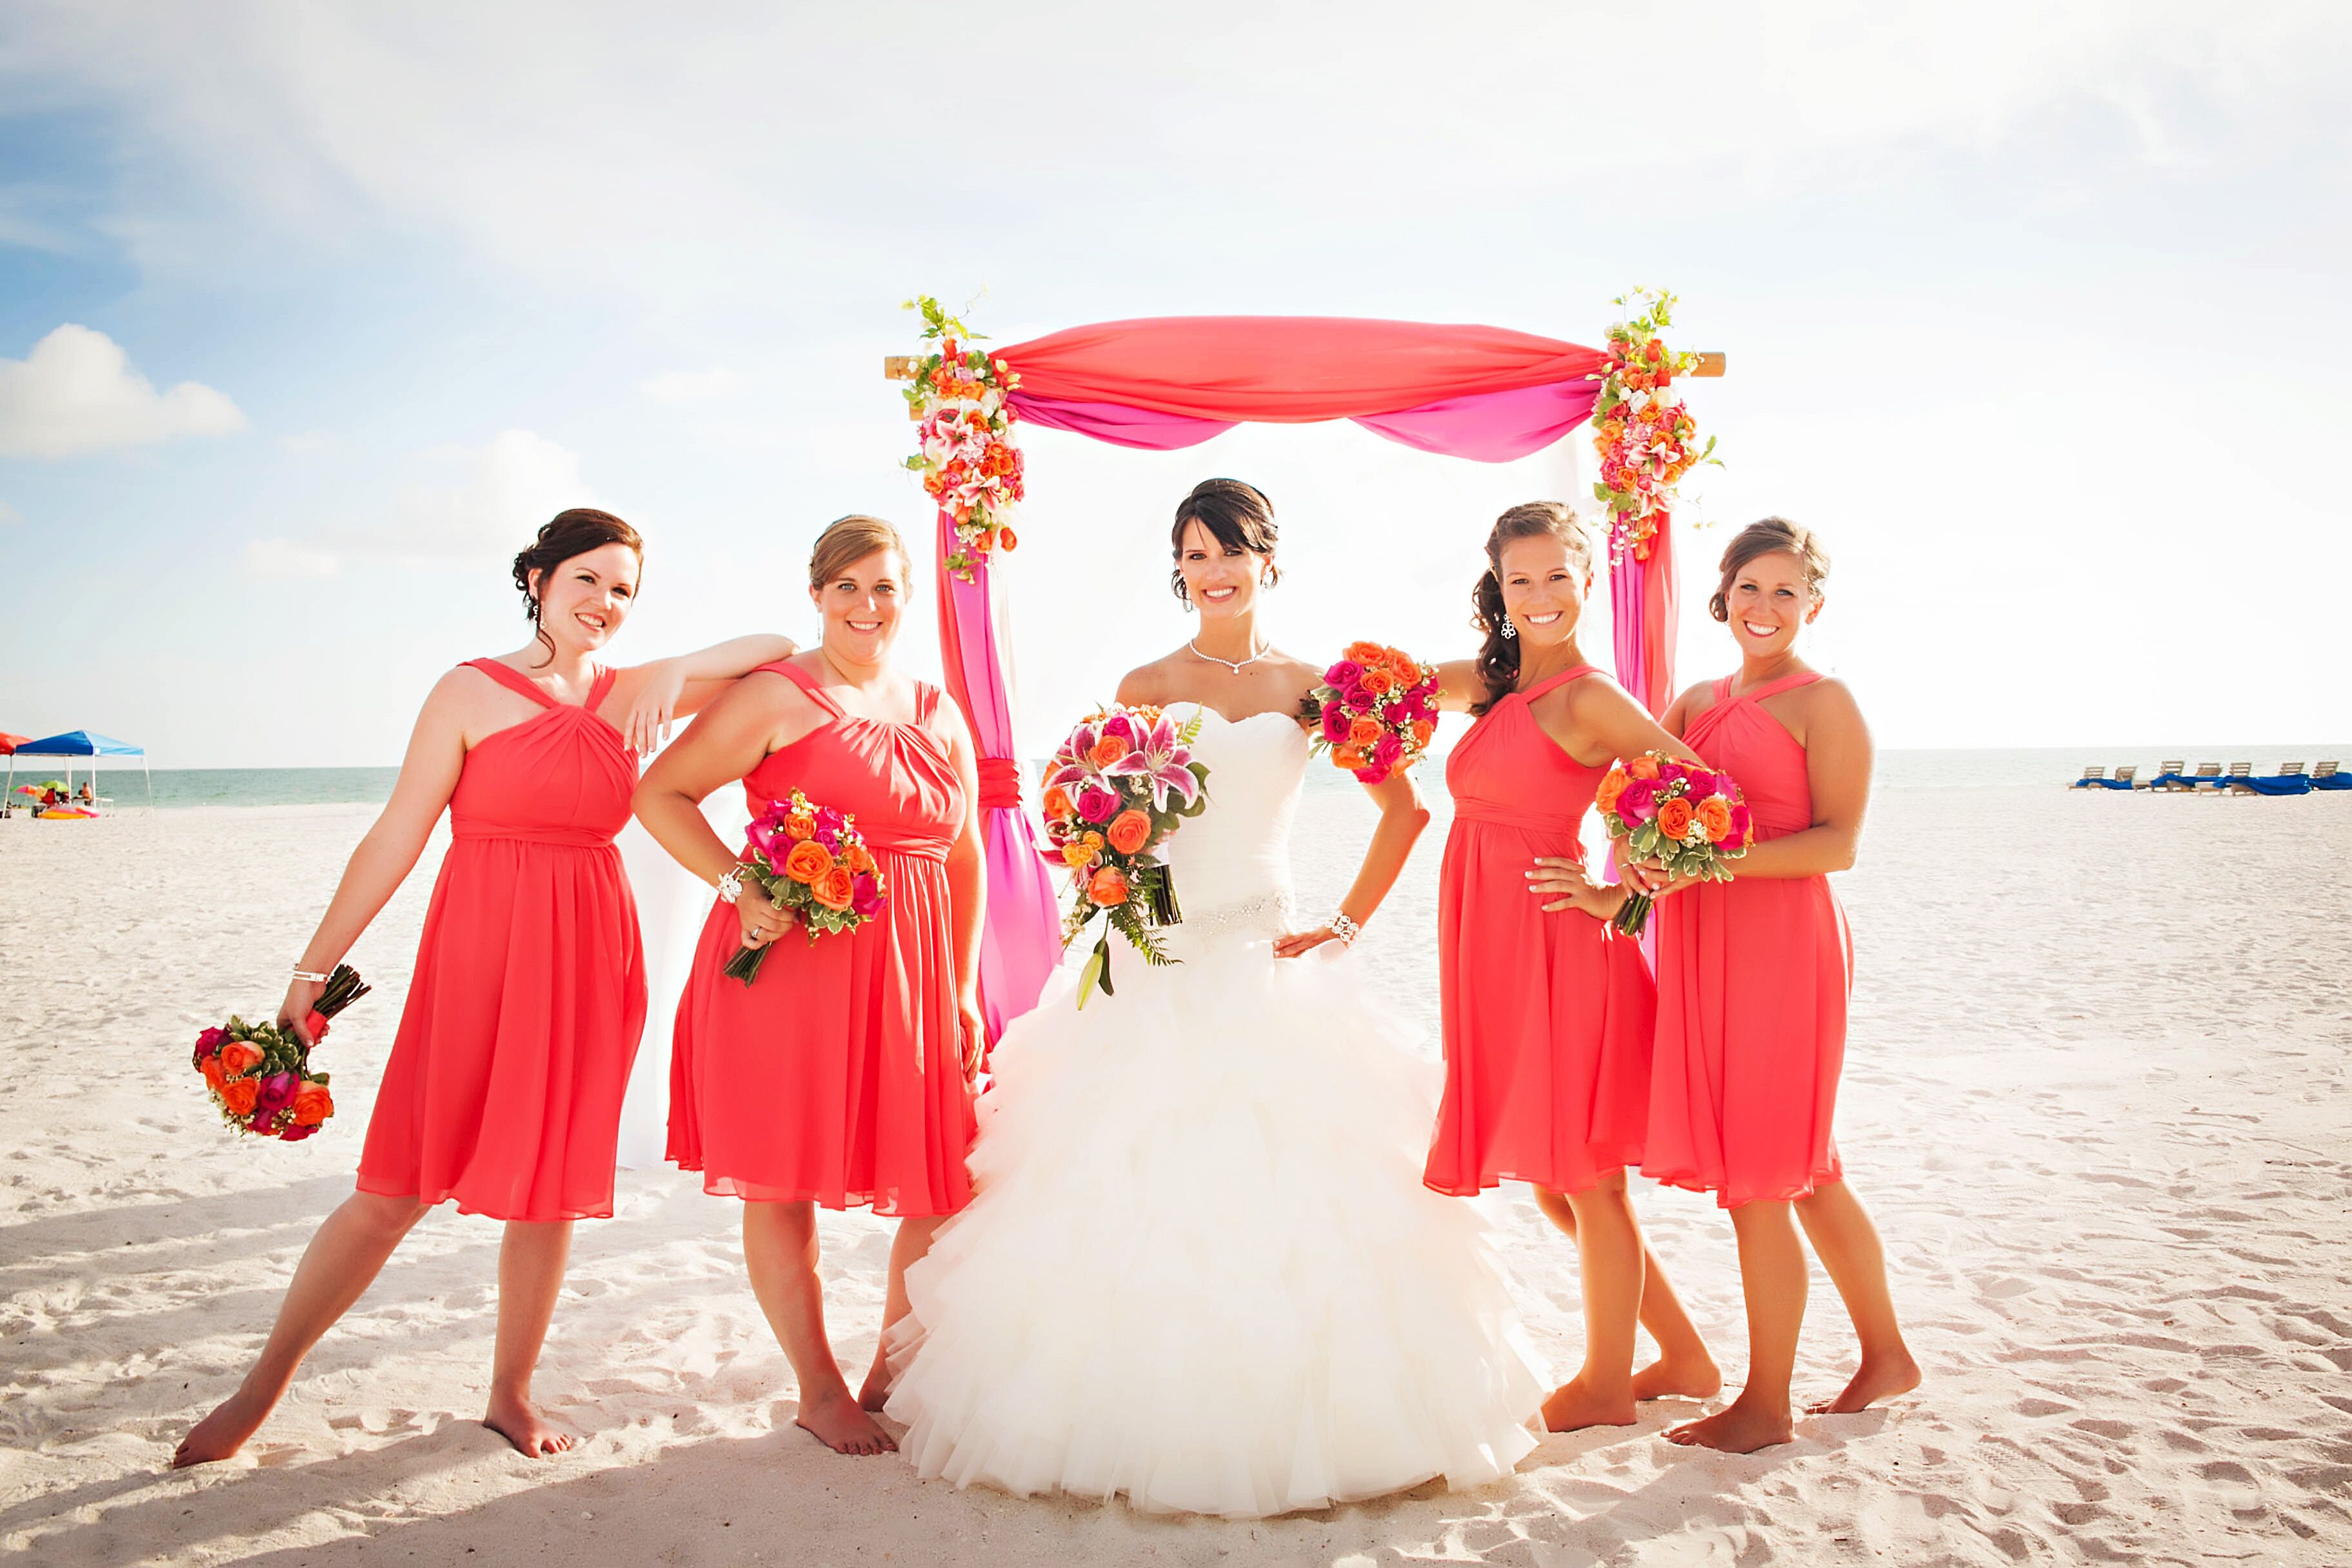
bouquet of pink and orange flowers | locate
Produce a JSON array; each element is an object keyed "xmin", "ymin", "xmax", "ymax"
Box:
[
  {"xmin": 191, "ymin": 964, "xmax": 369, "ymax": 1142},
  {"xmin": 1041, "ymin": 704, "xmax": 1210, "ymax": 1006},
  {"xmin": 1595, "ymin": 752, "xmax": 1752, "ymax": 935},
  {"xmin": 1302, "ymin": 640, "xmax": 1440, "ymax": 784},
  {"xmin": 724, "ymin": 789, "xmax": 889, "ymax": 984}
]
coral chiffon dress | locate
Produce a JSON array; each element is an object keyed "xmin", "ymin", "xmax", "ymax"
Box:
[
  {"xmin": 1644, "ymin": 671, "xmax": 1852, "ymax": 1209},
  {"xmin": 667, "ymin": 662, "xmax": 975, "ymax": 1216},
  {"xmin": 1424, "ymin": 666, "xmax": 1657, "ymax": 1197},
  {"xmin": 357, "ymin": 658, "xmax": 646, "ymax": 1222}
]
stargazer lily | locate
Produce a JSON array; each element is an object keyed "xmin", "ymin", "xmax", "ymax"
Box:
[{"xmin": 1100, "ymin": 711, "xmax": 1201, "ymax": 813}]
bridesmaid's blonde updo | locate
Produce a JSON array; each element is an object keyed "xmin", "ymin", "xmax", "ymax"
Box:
[
  {"xmin": 1708, "ymin": 517, "xmax": 1830, "ymax": 622},
  {"xmin": 1470, "ymin": 501, "xmax": 1597, "ymax": 716},
  {"xmin": 808, "ymin": 515, "xmax": 912, "ymax": 588}
]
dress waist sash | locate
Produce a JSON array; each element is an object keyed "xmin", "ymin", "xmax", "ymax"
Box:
[
  {"xmin": 452, "ymin": 824, "xmax": 618, "ymax": 848},
  {"xmin": 1450, "ymin": 803, "xmax": 1588, "ymax": 842}
]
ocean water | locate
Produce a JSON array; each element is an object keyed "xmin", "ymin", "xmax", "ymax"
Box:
[{"xmin": 10, "ymin": 748, "xmax": 2346, "ymax": 813}]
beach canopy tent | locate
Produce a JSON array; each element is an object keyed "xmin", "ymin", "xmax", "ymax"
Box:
[
  {"xmin": 893, "ymin": 313, "xmax": 1715, "ymax": 1038},
  {"xmin": 5, "ymin": 729, "xmax": 150, "ymax": 810}
]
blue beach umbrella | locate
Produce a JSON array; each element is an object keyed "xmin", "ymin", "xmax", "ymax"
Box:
[{"xmin": 5, "ymin": 729, "xmax": 150, "ymax": 811}]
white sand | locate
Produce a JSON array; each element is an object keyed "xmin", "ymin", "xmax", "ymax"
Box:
[{"xmin": 2, "ymin": 785, "xmax": 2348, "ymax": 1565}]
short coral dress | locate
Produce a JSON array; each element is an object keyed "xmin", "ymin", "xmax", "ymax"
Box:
[
  {"xmin": 668, "ymin": 661, "xmax": 975, "ymax": 1216},
  {"xmin": 1424, "ymin": 666, "xmax": 1657, "ymax": 1197},
  {"xmin": 357, "ymin": 658, "xmax": 647, "ymax": 1222},
  {"xmin": 1644, "ymin": 671, "xmax": 1852, "ymax": 1209}
]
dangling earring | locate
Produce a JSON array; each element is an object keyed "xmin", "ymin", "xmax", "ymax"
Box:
[{"xmin": 1499, "ymin": 617, "xmax": 1517, "ymax": 640}]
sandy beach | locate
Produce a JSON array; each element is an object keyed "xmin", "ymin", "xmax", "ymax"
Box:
[{"xmin": 2, "ymin": 783, "xmax": 2347, "ymax": 1566}]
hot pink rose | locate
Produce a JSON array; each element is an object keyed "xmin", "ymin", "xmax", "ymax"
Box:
[
  {"xmin": 279, "ymin": 1123, "xmax": 317, "ymax": 1143},
  {"xmin": 1729, "ymin": 801, "xmax": 1754, "ymax": 840},
  {"xmin": 1371, "ymin": 731, "xmax": 1404, "ymax": 769},
  {"xmin": 1319, "ymin": 704, "xmax": 1351, "ymax": 744},
  {"xmin": 852, "ymin": 874, "xmax": 886, "ymax": 917},
  {"xmin": 1324, "ymin": 660, "xmax": 1364, "ymax": 690},
  {"xmin": 195, "ymin": 1026, "xmax": 227, "ymax": 1053},
  {"xmin": 1076, "ymin": 784, "xmax": 1121, "ymax": 825},
  {"xmin": 1617, "ymin": 777, "xmax": 1660, "ymax": 821}
]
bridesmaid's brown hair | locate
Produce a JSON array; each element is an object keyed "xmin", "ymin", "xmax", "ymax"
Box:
[
  {"xmin": 808, "ymin": 515, "xmax": 912, "ymax": 589},
  {"xmin": 1470, "ymin": 501, "xmax": 1596, "ymax": 716},
  {"xmin": 1709, "ymin": 517, "xmax": 1829, "ymax": 622},
  {"xmin": 512, "ymin": 507, "xmax": 643, "ymax": 666}
]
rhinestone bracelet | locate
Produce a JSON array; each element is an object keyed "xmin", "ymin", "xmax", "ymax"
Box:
[{"xmin": 1330, "ymin": 911, "xmax": 1362, "ymax": 946}]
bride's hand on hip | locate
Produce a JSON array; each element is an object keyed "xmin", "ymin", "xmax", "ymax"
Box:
[
  {"xmin": 1273, "ymin": 925, "xmax": 1344, "ymax": 959},
  {"xmin": 736, "ymin": 884, "xmax": 793, "ymax": 949}
]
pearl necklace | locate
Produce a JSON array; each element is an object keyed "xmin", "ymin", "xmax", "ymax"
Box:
[{"xmin": 1190, "ymin": 637, "xmax": 1272, "ymax": 675}]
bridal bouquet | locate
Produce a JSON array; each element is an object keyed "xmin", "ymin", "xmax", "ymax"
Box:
[
  {"xmin": 1041, "ymin": 705, "xmax": 1210, "ymax": 1006},
  {"xmin": 191, "ymin": 964, "xmax": 370, "ymax": 1142},
  {"xmin": 1595, "ymin": 753, "xmax": 1753, "ymax": 936},
  {"xmin": 1302, "ymin": 641, "xmax": 1440, "ymax": 784},
  {"xmin": 724, "ymin": 789, "xmax": 889, "ymax": 985}
]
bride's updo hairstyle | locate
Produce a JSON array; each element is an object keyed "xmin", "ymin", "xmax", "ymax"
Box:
[
  {"xmin": 808, "ymin": 513, "xmax": 912, "ymax": 588},
  {"xmin": 512, "ymin": 507, "xmax": 644, "ymax": 664},
  {"xmin": 1470, "ymin": 501, "xmax": 1596, "ymax": 715},
  {"xmin": 1709, "ymin": 516, "xmax": 1829, "ymax": 622},
  {"xmin": 1169, "ymin": 479, "xmax": 1279, "ymax": 606}
]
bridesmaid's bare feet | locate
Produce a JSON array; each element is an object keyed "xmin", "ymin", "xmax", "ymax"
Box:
[
  {"xmin": 172, "ymin": 1387, "xmax": 272, "ymax": 1468},
  {"xmin": 1665, "ymin": 1396, "xmax": 1793, "ymax": 1453},
  {"xmin": 484, "ymin": 1389, "xmax": 575, "ymax": 1457},
  {"xmin": 1540, "ymin": 1374, "xmax": 1639, "ymax": 1432},
  {"xmin": 795, "ymin": 1390, "xmax": 897, "ymax": 1455},
  {"xmin": 1631, "ymin": 1350, "xmax": 1724, "ymax": 1402},
  {"xmin": 1807, "ymin": 1347, "xmax": 1920, "ymax": 1414}
]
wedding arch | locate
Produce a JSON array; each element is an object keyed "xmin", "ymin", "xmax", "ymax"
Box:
[{"xmin": 885, "ymin": 295, "xmax": 1723, "ymax": 1038}]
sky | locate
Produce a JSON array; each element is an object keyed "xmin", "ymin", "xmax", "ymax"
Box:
[{"xmin": 1, "ymin": 3, "xmax": 2346, "ymax": 767}]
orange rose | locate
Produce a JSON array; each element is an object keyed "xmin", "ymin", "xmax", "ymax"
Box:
[
  {"xmin": 813, "ymin": 866, "xmax": 857, "ymax": 911},
  {"xmin": 999, "ymin": 527, "xmax": 1019, "ymax": 552},
  {"xmin": 782, "ymin": 812, "xmax": 817, "ymax": 842},
  {"xmin": 1410, "ymin": 719, "xmax": 1435, "ymax": 748},
  {"xmin": 1087, "ymin": 868, "xmax": 1130, "ymax": 908},
  {"xmin": 221, "ymin": 1078, "xmax": 260, "ymax": 1116},
  {"xmin": 1657, "ymin": 797, "xmax": 1695, "ymax": 840},
  {"xmin": 1333, "ymin": 746, "xmax": 1368, "ymax": 771},
  {"xmin": 1697, "ymin": 797, "xmax": 1733, "ymax": 844},
  {"xmin": 1060, "ymin": 840, "xmax": 1097, "ymax": 870},
  {"xmin": 219, "ymin": 1040, "xmax": 263, "ymax": 1076},
  {"xmin": 841, "ymin": 842, "xmax": 877, "ymax": 875},
  {"xmin": 1626, "ymin": 755, "xmax": 1660, "ymax": 781},
  {"xmin": 1360, "ymin": 669, "xmax": 1393, "ymax": 697},
  {"xmin": 290, "ymin": 1085, "xmax": 334, "ymax": 1127},
  {"xmin": 200, "ymin": 1057, "xmax": 228, "ymax": 1092},
  {"xmin": 1345, "ymin": 639, "xmax": 1386, "ymax": 664},
  {"xmin": 1595, "ymin": 768, "xmax": 1629, "ymax": 813},
  {"xmin": 1041, "ymin": 784, "xmax": 1074, "ymax": 820},
  {"xmin": 1089, "ymin": 735, "xmax": 1130, "ymax": 768},
  {"xmin": 1347, "ymin": 716, "xmax": 1384, "ymax": 748},
  {"xmin": 1106, "ymin": 809, "xmax": 1151, "ymax": 856},
  {"xmin": 782, "ymin": 839, "xmax": 835, "ymax": 884}
]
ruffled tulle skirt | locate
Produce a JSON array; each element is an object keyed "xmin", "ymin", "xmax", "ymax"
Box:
[{"xmin": 885, "ymin": 920, "xmax": 1546, "ymax": 1518}]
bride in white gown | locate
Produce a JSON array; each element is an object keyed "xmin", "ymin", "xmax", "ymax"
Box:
[{"xmin": 884, "ymin": 480, "xmax": 1546, "ymax": 1517}]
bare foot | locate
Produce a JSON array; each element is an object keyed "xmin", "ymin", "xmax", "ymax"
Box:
[
  {"xmin": 795, "ymin": 1390, "xmax": 897, "ymax": 1455},
  {"xmin": 172, "ymin": 1387, "xmax": 272, "ymax": 1468},
  {"xmin": 484, "ymin": 1389, "xmax": 575, "ymax": 1457},
  {"xmin": 1807, "ymin": 1347, "xmax": 1920, "ymax": 1414},
  {"xmin": 856, "ymin": 1367, "xmax": 892, "ymax": 1413},
  {"xmin": 1540, "ymin": 1374, "xmax": 1639, "ymax": 1432},
  {"xmin": 1631, "ymin": 1352, "xmax": 1724, "ymax": 1402},
  {"xmin": 1664, "ymin": 1396, "xmax": 1793, "ymax": 1453}
]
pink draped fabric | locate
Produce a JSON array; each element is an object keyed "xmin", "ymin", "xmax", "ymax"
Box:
[
  {"xmin": 933, "ymin": 314, "xmax": 1677, "ymax": 1034},
  {"xmin": 933, "ymin": 512, "xmax": 1061, "ymax": 1047}
]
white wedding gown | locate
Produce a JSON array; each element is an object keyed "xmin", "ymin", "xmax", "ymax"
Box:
[{"xmin": 885, "ymin": 706, "xmax": 1546, "ymax": 1517}]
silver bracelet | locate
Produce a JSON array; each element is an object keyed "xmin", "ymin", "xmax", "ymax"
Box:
[
  {"xmin": 716, "ymin": 866, "xmax": 745, "ymax": 903},
  {"xmin": 291, "ymin": 966, "xmax": 331, "ymax": 984},
  {"xmin": 1330, "ymin": 911, "xmax": 1361, "ymax": 946}
]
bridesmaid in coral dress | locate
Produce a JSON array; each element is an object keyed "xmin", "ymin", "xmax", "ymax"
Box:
[
  {"xmin": 634, "ymin": 514, "xmax": 984, "ymax": 1458},
  {"xmin": 1640, "ymin": 517, "xmax": 1920, "ymax": 1453},
  {"xmin": 176, "ymin": 509, "xmax": 797, "ymax": 1467},
  {"xmin": 1424, "ymin": 501, "xmax": 1720, "ymax": 1431}
]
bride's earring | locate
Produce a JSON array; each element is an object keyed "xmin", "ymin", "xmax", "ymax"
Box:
[{"xmin": 1499, "ymin": 617, "xmax": 1517, "ymax": 640}]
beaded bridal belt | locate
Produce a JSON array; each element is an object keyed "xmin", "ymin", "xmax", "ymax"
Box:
[{"xmin": 1172, "ymin": 889, "xmax": 1297, "ymax": 946}]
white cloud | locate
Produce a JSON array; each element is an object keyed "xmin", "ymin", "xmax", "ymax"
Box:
[
  {"xmin": 0, "ymin": 324, "xmax": 246, "ymax": 458},
  {"xmin": 0, "ymin": 499, "xmax": 19, "ymax": 523},
  {"xmin": 244, "ymin": 537, "xmax": 339, "ymax": 579},
  {"xmin": 643, "ymin": 366, "xmax": 744, "ymax": 403}
]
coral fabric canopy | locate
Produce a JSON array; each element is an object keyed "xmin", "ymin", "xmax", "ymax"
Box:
[{"xmin": 928, "ymin": 313, "xmax": 1683, "ymax": 1043}]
